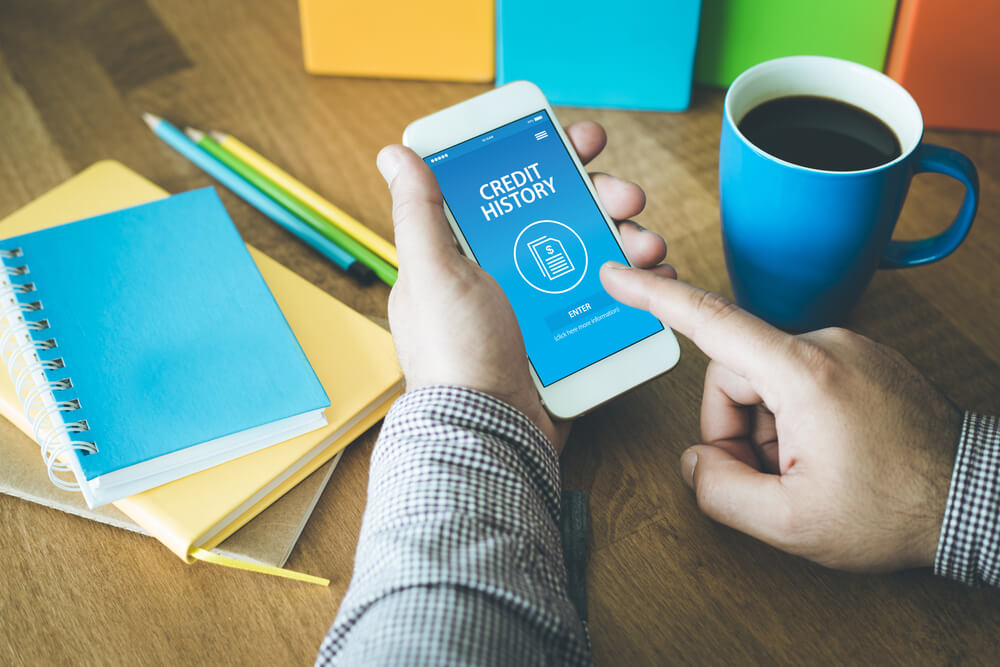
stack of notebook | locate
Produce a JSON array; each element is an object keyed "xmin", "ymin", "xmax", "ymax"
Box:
[
  {"xmin": 0, "ymin": 413, "xmax": 340, "ymax": 568},
  {"xmin": 0, "ymin": 161, "xmax": 402, "ymax": 578}
]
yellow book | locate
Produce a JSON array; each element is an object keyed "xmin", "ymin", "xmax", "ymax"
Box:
[
  {"xmin": 0, "ymin": 161, "xmax": 403, "ymax": 577},
  {"xmin": 299, "ymin": 0, "xmax": 495, "ymax": 82}
]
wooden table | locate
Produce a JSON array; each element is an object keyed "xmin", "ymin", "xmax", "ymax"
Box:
[{"xmin": 2, "ymin": 1, "xmax": 999, "ymax": 664}]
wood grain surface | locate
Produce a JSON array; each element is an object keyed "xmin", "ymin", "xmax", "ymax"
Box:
[{"xmin": 1, "ymin": 1, "xmax": 998, "ymax": 664}]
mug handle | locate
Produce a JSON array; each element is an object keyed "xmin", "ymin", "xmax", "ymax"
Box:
[{"xmin": 880, "ymin": 143, "xmax": 979, "ymax": 269}]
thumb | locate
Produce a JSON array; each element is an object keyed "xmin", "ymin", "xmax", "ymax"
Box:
[
  {"xmin": 681, "ymin": 444, "xmax": 791, "ymax": 548},
  {"xmin": 377, "ymin": 145, "xmax": 459, "ymax": 269}
]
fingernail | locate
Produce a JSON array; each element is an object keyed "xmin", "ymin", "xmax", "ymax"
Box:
[
  {"xmin": 602, "ymin": 261, "xmax": 628, "ymax": 272},
  {"xmin": 376, "ymin": 148, "xmax": 401, "ymax": 185},
  {"xmin": 681, "ymin": 450, "xmax": 698, "ymax": 489}
]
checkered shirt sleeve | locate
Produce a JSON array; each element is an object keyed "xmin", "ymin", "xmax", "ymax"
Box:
[
  {"xmin": 316, "ymin": 385, "xmax": 591, "ymax": 666},
  {"xmin": 935, "ymin": 412, "xmax": 1000, "ymax": 587}
]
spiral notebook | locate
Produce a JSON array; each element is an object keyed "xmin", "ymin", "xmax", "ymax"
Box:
[
  {"xmin": 0, "ymin": 187, "xmax": 331, "ymax": 508},
  {"xmin": 0, "ymin": 161, "xmax": 403, "ymax": 581}
]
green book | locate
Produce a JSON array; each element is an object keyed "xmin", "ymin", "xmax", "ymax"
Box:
[{"xmin": 694, "ymin": 0, "xmax": 898, "ymax": 87}]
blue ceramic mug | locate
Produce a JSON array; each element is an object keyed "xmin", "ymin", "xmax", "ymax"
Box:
[{"xmin": 720, "ymin": 56, "xmax": 979, "ymax": 332}]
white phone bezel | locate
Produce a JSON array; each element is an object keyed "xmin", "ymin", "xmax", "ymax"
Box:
[{"xmin": 403, "ymin": 81, "xmax": 680, "ymax": 419}]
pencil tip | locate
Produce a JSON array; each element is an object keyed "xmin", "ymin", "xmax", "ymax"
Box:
[
  {"xmin": 209, "ymin": 130, "xmax": 227, "ymax": 143},
  {"xmin": 142, "ymin": 112, "xmax": 162, "ymax": 128},
  {"xmin": 184, "ymin": 127, "xmax": 205, "ymax": 142}
]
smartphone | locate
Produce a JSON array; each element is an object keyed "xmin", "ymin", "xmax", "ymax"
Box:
[{"xmin": 403, "ymin": 81, "xmax": 680, "ymax": 418}]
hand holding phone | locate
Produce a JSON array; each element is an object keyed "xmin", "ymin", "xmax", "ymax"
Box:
[
  {"xmin": 382, "ymin": 122, "xmax": 674, "ymax": 446},
  {"xmin": 403, "ymin": 82, "xmax": 680, "ymax": 419}
]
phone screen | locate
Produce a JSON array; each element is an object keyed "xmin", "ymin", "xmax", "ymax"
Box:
[{"xmin": 425, "ymin": 110, "xmax": 663, "ymax": 386}]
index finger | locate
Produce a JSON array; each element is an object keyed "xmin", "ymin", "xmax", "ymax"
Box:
[
  {"xmin": 600, "ymin": 263, "xmax": 802, "ymax": 386},
  {"xmin": 565, "ymin": 121, "xmax": 607, "ymax": 165}
]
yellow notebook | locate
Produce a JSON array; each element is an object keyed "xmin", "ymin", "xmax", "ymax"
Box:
[
  {"xmin": 299, "ymin": 0, "xmax": 494, "ymax": 82},
  {"xmin": 0, "ymin": 161, "xmax": 403, "ymax": 575}
]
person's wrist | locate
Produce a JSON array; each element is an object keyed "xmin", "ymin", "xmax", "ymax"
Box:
[
  {"xmin": 419, "ymin": 382, "xmax": 561, "ymax": 450},
  {"xmin": 911, "ymin": 405, "xmax": 964, "ymax": 569},
  {"xmin": 404, "ymin": 377, "xmax": 564, "ymax": 454},
  {"xmin": 454, "ymin": 384, "xmax": 564, "ymax": 455},
  {"xmin": 518, "ymin": 401, "xmax": 566, "ymax": 455},
  {"xmin": 913, "ymin": 511, "xmax": 946, "ymax": 570}
]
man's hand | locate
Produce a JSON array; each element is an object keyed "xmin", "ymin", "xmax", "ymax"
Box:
[
  {"xmin": 377, "ymin": 122, "xmax": 673, "ymax": 453},
  {"xmin": 601, "ymin": 263, "xmax": 963, "ymax": 572}
]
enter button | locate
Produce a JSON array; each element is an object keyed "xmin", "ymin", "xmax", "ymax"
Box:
[{"xmin": 545, "ymin": 290, "xmax": 617, "ymax": 332}]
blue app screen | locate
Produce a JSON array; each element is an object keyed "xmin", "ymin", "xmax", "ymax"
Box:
[{"xmin": 426, "ymin": 110, "xmax": 663, "ymax": 386}]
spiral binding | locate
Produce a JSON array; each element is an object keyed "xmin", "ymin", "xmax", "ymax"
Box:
[{"xmin": 0, "ymin": 247, "xmax": 96, "ymax": 490}]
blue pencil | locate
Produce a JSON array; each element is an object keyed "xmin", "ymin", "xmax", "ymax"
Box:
[{"xmin": 141, "ymin": 113, "xmax": 374, "ymax": 285}]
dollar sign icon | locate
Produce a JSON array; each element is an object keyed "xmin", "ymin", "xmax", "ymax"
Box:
[{"xmin": 528, "ymin": 236, "xmax": 575, "ymax": 281}]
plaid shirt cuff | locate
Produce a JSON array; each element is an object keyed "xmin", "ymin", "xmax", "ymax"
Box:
[
  {"xmin": 934, "ymin": 412, "xmax": 1000, "ymax": 587},
  {"xmin": 317, "ymin": 385, "xmax": 590, "ymax": 665}
]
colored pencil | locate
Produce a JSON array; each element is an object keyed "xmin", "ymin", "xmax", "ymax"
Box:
[
  {"xmin": 141, "ymin": 113, "xmax": 375, "ymax": 285},
  {"xmin": 186, "ymin": 128, "xmax": 398, "ymax": 286},
  {"xmin": 211, "ymin": 131, "xmax": 398, "ymax": 268}
]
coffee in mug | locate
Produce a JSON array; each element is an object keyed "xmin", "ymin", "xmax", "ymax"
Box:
[{"xmin": 738, "ymin": 95, "xmax": 902, "ymax": 172}]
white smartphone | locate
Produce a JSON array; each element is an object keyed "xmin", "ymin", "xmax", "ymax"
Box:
[{"xmin": 403, "ymin": 81, "xmax": 680, "ymax": 419}]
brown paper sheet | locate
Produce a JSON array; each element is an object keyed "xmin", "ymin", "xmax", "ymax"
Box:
[{"xmin": 0, "ymin": 415, "xmax": 337, "ymax": 567}]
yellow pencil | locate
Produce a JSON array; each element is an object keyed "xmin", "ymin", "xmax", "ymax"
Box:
[{"xmin": 211, "ymin": 131, "xmax": 399, "ymax": 267}]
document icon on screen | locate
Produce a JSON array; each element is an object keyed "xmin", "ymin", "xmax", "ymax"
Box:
[{"xmin": 528, "ymin": 236, "xmax": 574, "ymax": 280}]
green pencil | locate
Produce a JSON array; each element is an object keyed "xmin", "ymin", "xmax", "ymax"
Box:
[{"xmin": 184, "ymin": 127, "xmax": 398, "ymax": 286}]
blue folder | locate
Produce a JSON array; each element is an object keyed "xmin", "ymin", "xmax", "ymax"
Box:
[
  {"xmin": 497, "ymin": 0, "xmax": 702, "ymax": 111},
  {"xmin": 0, "ymin": 188, "xmax": 330, "ymax": 507}
]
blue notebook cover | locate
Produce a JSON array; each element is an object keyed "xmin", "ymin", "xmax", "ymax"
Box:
[
  {"xmin": 0, "ymin": 188, "xmax": 329, "ymax": 500},
  {"xmin": 496, "ymin": 0, "xmax": 702, "ymax": 111}
]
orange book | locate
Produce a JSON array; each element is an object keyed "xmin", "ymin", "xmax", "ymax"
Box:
[
  {"xmin": 299, "ymin": 0, "xmax": 494, "ymax": 82},
  {"xmin": 887, "ymin": 0, "xmax": 1000, "ymax": 132}
]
